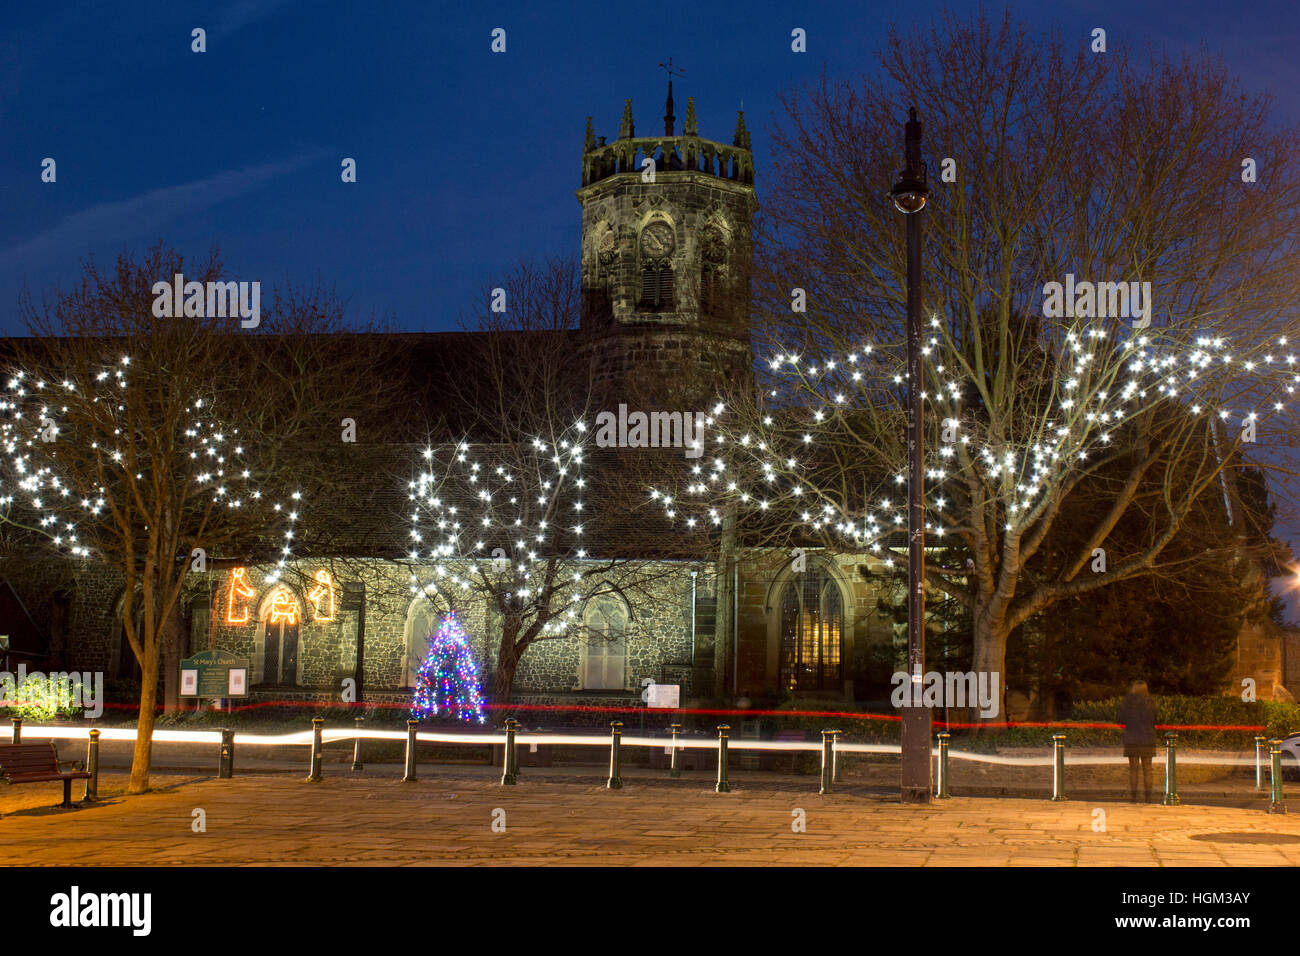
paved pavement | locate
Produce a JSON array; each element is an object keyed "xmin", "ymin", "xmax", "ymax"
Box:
[{"xmin": 3, "ymin": 767, "xmax": 1300, "ymax": 866}]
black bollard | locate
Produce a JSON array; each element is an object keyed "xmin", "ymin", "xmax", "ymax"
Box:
[
  {"xmin": 84, "ymin": 729, "xmax": 100, "ymax": 802},
  {"xmin": 501, "ymin": 718, "xmax": 519, "ymax": 786},
  {"xmin": 219, "ymin": 729, "xmax": 235, "ymax": 779},
  {"xmin": 716, "ymin": 724, "xmax": 732, "ymax": 793},
  {"xmin": 1051, "ymin": 733, "xmax": 1067, "ymax": 801},
  {"xmin": 819, "ymin": 730, "xmax": 836, "ymax": 795},
  {"xmin": 936, "ymin": 732, "xmax": 951, "ymax": 799},
  {"xmin": 351, "ymin": 716, "xmax": 365, "ymax": 772},
  {"xmin": 402, "ymin": 719, "xmax": 418, "ymax": 782},
  {"xmin": 607, "ymin": 721, "xmax": 624, "ymax": 790},
  {"xmin": 306, "ymin": 716, "xmax": 324, "ymax": 783},
  {"xmin": 1163, "ymin": 732, "xmax": 1180, "ymax": 806},
  {"xmin": 1269, "ymin": 739, "xmax": 1287, "ymax": 815}
]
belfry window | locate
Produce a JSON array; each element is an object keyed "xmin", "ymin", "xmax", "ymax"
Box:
[
  {"xmin": 640, "ymin": 264, "xmax": 673, "ymax": 309},
  {"xmin": 701, "ymin": 264, "xmax": 720, "ymax": 314},
  {"xmin": 699, "ymin": 224, "xmax": 728, "ymax": 316}
]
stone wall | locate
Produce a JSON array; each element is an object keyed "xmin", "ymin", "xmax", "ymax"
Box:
[
  {"xmin": 16, "ymin": 549, "xmax": 914, "ymax": 709},
  {"xmin": 0, "ymin": 559, "xmax": 123, "ymax": 673},
  {"xmin": 1234, "ymin": 619, "xmax": 1290, "ymax": 701},
  {"xmin": 188, "ymin": 559, "xmax": 698, "ymax": 707}
]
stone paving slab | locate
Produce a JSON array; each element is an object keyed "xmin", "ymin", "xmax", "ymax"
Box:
[{"xmin": 2, "ymin": 769, "xmax": 1299, "ymax": 866}]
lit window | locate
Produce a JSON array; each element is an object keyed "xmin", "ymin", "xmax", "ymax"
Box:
[{"xmin": 778, "ymin": 566, "xmax": 843, "ymax": 692}]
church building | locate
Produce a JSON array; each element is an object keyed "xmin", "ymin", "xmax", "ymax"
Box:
[{"xmin": 0, "ymin": 87, "xmax": 913, "ymax": 718}]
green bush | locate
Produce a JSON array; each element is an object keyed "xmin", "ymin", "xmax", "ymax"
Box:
[
  {"xmin": 1072, "ymin": 695, "xmax": 1299, "ymax": 749},
  {"xmin": 104, "ymin": 678, "xmax": 142, "ymax": 704},
  {"xmin": 672, "ymin": 695, "xmax": 1298, "ymax": 751},
  {"xmin": 3, "ymin": 676, "xmax": 86, "ymax": 720},
  {"xmin": 935, "ymin": 695, "xmax": 1297, "ymax": 749}
]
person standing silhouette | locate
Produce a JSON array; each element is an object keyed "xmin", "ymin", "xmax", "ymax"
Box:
[{"xmin": 1118, "ymin": 680, "xmax": 1157, "ymax": 803}]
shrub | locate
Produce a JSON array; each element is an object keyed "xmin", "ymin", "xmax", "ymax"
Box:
[
  {"xmin": 1072, "ymin": 695, "xmax": 1299, "ymax": 749},
  {"xmin": 3, "ymin": 675, "xmax": 86, "ymax": 720}
]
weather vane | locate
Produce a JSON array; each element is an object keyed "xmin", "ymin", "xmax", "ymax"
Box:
[
  {"xmin": 658, "ymin": 57, "xmax": 686, "ymax": 81},
  {"xmin": 658, "ymin": 58, "xmax": 685, "ymax": 135}
]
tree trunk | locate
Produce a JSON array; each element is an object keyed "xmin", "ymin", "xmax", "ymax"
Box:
[
  {"xmin": 129, "ymin": 645, "xmax": 159, "ymax": 794},
  {"xmin": 713, "ymin": 514, "xmax": 737, "ymax": 697},
  {"xmin": 493, "ymin": 630, "xmax": 520, "ymax": 714},
  {"xmin": 162, "ymin": 602, "xmax": 182, "ymax": 714},
  {"xmin": 353, "ymin": 591, "xmax": 366, "ymax": 706},
  {"xmin": 972, "ymin": 613, "xmax": 1009, "ymax": 727}
]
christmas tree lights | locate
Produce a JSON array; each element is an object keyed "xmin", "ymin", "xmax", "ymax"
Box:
[{"xmin": 410, "ymin": 611, "xmax": 487, "ymax": 723}]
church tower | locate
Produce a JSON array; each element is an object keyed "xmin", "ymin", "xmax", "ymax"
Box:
[{"xmin": 577, "ymin": 82, "xmax": 758, "ymax": 409}]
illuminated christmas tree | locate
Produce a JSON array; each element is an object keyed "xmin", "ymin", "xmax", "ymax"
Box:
[{"xmin": 410, "ymin": 611, "xmax": 487, "ymax": 723}]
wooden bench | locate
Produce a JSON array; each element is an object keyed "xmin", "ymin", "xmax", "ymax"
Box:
[{"xmin": 0, "ymin": 742, "xmax": 90, "ymax": 808}]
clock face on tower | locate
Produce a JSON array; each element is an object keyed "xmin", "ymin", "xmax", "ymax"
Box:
[
  {"xmin": 701, "ymin": 225, "xmax": 728, "ymax": 264},
  {"xmin": 640, "ymin": 221, "xmax": 675, "ymax": 259},
  {"xmin": 597, "ymin": 229, "xmax": 617, "ymax": 265}
]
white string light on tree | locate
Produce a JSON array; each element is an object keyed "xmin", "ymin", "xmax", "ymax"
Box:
[
  {"xmin": 405, "ymin": 424, "xmax": 593, "ymax": 637},
  {"xmin": 0, "ymin": 356, "xmax": 304, "ymax": 573},
  {"xmin": 651, "ymin": 321, "xmax": 1297, "ymax": 559}
]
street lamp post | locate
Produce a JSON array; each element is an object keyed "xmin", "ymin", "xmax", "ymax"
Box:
[{"xmin": 891, "ymin": 107, "xmax": 931, "ymax": 804}]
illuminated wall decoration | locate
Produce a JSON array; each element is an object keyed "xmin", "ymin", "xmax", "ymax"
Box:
[
  {"xmin": 223, "ymin": 567, "xmax": 340, "ymax": 628},
  {"xmin": 225, "ymin": 567, "xmax": 255, "ymax": 624},
  {"xmin": 308, "ymin": 569, "xmax": 335, "ymax": 622},
  {"xmin": 268, "ymin": 589, "xmax": 299, "ymax": 626}
]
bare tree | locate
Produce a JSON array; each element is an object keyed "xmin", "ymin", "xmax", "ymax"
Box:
[
  {"xmin": 1, "ymin": 242, "xmax": 397, "ymax": 790},
  {"xmin": 655, "ymin": 11, "xmax": 1300, "ymax": 716}
]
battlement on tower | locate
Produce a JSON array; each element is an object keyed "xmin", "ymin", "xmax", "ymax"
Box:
[{"xmin": 580, "ymin": 95, "xmax": 755, "ymax": 188}]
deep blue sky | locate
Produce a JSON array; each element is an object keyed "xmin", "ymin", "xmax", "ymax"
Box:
[
  {"xmin": 3, "ymin": 0, "xmax": 1299, "ymax": 613},
  {"xmin": 2, "ymin": 0, "xmax": 1297, "ymax": 335}
]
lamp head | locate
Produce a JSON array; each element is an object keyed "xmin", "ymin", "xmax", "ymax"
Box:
[
  {"xmin": 891, "ymin": 176, "xmax": 929, "ymax": 214},
  {"xmin": 891, "ymin": 106, "xmax": 928, "ymax": 214}
]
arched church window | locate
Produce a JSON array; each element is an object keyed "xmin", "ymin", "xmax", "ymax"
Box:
[
  {"xmin": 403, "ymin": 598, "xmax": 439, "ymax": 688},
  {"xmin": 638, "ymin": 221, "xmax": 675, "ymax": 311},
  {"xmin": 778, "ymin": 566, "xmax": 843, "ymax": 692},
  {"xmin": 582, "ymin": 595, "xmax": 627, "ymax": 690}
]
